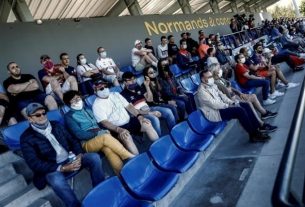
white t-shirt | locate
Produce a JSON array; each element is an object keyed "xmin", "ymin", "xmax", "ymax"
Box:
[
  {"xmin": 157, "ymin": 44, "xmax": 168, "ymax": 59},
  {"xmin": 92, "ymin": 92, "xmax": 130, "ymax": 126},
  {"xmin": 96, "ymin": 57, "xmax": 116, "ymax": 74},
  {"xmin": 131, "ymin": 48, "xmax": 141, "ymax": 67},
  {"xmin": 76, "ymin": 63, "xmax": 97, "ymax": 82},
  {"xmin": 207, "ymin": 57, "xmax": 220, "ymax": 67}
]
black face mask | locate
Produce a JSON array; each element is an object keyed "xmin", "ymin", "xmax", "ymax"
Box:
[
  {"xmin": 257, "ymin": 50, "xmax": 263, "ymax": 54},
  {"xmin": 150, "ymin": 77, "xmax": 157, "ymax": 81}
]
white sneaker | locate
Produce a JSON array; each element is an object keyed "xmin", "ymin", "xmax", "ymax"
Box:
[
  {"xmin": 269, "ymin": 90, "xmax": 285, "ymax": 99},
  {"xmin": 286, "ymin": 82, "xmax": 300, "ymax": 89},
  {"xmin": 299, "ymin": 53, "xmax": 305, "ymax": 59},
  {"xmin": 277, "ymin": 82, "xmax": 286, "ymax": 88},
  {"xmin": 263, "ymin": 98, "xmax": 276, "ymax": 106}
]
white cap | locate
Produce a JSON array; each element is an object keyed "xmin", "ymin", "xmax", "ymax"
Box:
[
  {"xmin": 134, "ymin": 40, "xmax": 142, "ymax": 46},
  {"xmin": 263, "ymin": 48, "xmax": 271, "ymax": 53}
]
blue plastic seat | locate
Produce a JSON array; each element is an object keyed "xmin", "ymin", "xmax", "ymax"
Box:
[
  {"xmin": 148, "ymin": 135, "xmax": 199, "ymax": 173},
  {"xmin": 85, "ymin": 95, "xmax": 97, "ymax": 108},
  {"xmin": 180, "ymin": 78, "xmax": 198, "ymax": 94},
  {"xmin": 120, "ymin": 153, "xmax": 179, "ymax": 201},
  {"xmin": 110, "ymin": 86, "xmax": 123, "ymax": 93},
  {"xmin": 3, "ymin": 109, "xmax": 65, "ymax": 150},
  {"xmin": 190, "ymin": 73, "xmax": 200, "ymax": 85},
  {"xmin": 187, "ymin": 110, "xmax": 226, "ymax": 136},
  {"xmin": 231, "ymin": 80, "xmax": 256, "ymax": 94},
  {"xmin": 83, "ymin": 176, "xmax": 152, "ymax": 207},
  {"xmin": 169, "ymin": 64, "xmax": 183, "ymax": 78},
  {"xmin": 121, "ymin": 65, "xmax": 134, "ymax": 73},
  {"xmin": 170, "ymin": 121, "xmax": 214, "ymax": 152}
]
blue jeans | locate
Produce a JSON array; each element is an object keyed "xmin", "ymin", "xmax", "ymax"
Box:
[
  {"xmin": 242, "ymin": 79, "xmax": 270, "ymax": 100},
  {"xmin": 150, "ymin": 106, "xmax": 176, "ymax": 130},
  {"xmin": 45, "ymin": 153, "xmax": 104, "ymax": 207}
]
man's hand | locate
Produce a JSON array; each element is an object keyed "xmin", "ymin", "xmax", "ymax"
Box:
[
  {"xmin": 149, "ymin": 111, "xmax": 161, "ymax": 117},
  {"xmin": 117, "ymin": 127, "xmax": 131, "ymax": 141},
  {"xmin": 168, "ymin": 100, "xmax": 177, "ymax": 107},
  {"xmin": 61, "ymin": 155, "xmax": 82, "ymax": 172}
]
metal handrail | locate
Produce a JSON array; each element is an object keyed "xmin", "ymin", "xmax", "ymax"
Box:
[
  {"xmin": 221, "ymin": 26, "xmax": 262, "ymax": 37},
  {"xmin": 272, "ymin": 79, "xmax": 305, "ymax": 207}
]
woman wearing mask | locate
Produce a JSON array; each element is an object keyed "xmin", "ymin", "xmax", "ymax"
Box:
[
  {"xmin": 176, "ymin": 39, "xmax": 194, "ymax": 70},
  {"xmin": 210, "ymin": 63, "xmax": 277, "ymax": 120},
  {"xmin": 76, "ymin": 53, "xmax": 101, "ymax": 95},
  {"xmin": 63, "ymin": 90, "xmax": 135, "ymax": 175},
  {"xmin": 158, "ymin": 59, "xmax": 193, "ymax": 115},
  {"xmin": 142, "ymin": 66, "xmax": 184, "ymax": 121}
]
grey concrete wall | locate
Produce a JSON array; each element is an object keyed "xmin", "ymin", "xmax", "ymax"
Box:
[{"xmin": 0, "ymin": 12, "xmax": 270, "ymax": 83}]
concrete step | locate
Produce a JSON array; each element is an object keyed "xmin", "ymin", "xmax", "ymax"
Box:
[
  {"xmin": 0, "ymin": 174, "xmax": 27, "ymax": 202},
  {"xmin": 0, "ymin": 164, "xmax": 17, "ymax": 185},
  {"xmin": 27, "ymin": 198, "xmax": 53, "ymax": 207},
  {"xmin": 0, "ymin": 151, "xmax": 23, "ymax": 168}
]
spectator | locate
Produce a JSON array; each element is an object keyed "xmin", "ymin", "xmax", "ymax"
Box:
[
  {"xmin": 144, "ymin": 38, "xmax": 156, "ymax": 56},
  {"xmin": 76, "ymin": 53, "xmax": 101, "ymax": 95},
  {"xmin": 95, "ymin": 46, "xmax": 122, "ymax": 86},
  {"xmin": 0, "ymin": 84, "xmax": 17, "ymax": 126},
  {"xmin": 60, "ymin": 53, "xmax": 77, "ymax": 78},
  {"xmin": 186, "ymin": 32, "xmax": 199, "ymax": 56},
  {"xmin": 3, "ymin": 62, "xmax": 58, "ymax": 118},
  {"xmin": 209, "ymin": 63, "xmax": 278, "ymax": 120},
  {"xmin": 131, "ymin": 40, "xmax": 158, "ymax": 72},
  {"xmin": 167, "ymin": 35, "xmax": 179, "ymax": 64},
  {"xmin": 177, "ymin": 39, "xmax": 195, "ymax": 70},
  {"xmin": 121, "ymin": 71, "xmax": 176, "ymax": 136},
  {"xmin": 198, "ymin": 36, "xmax": 210, "ymax": 60},
  {"xmin": 195, "ymin": 70, "xmax": 271, "ymax": 142},
  {"xmin": 206, "ymin": 47, "xmax": 219, "ymax": 67},
  {"xmin": 158, "ymin": 60, "xmax": 192, "ymax": 115},
  {"xmin": 142, "ymin": 66, "xmax": 185, "ymax": 121},
  {"xmin": 39, "ymin": 55, "xmax": 78, "ymax": 101},
  {"xmin": 215, "ymin": 41, "xmax": 234, "ymax": 79},
  {"xmin": 157, "ymin": 36, "xmax": 169, "ymax": 60},
  {"xmin": 234, "ymin": 54, "xmax": 275, "ymax": 106},
  {"xmin": 63, "ymin": 91, "xmax": 135, "ymax": 175},
  {"xmin": 21, "ymin": 103, "xmax": 104, "ymax": 207},
  {"xmin": 92, "ymin": 79, "xmax": 159, "ymax": 155}
]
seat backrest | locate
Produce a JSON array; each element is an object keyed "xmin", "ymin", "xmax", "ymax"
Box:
[
  {"xmin": 180, "ymin": 78, "xmax": 197, "ymax": 92},
  {"xmin": 3, "ymin": 121, "xmax": 29, "ymax": 150},
  {"xmin": 187, "ymin": 110, "xmax": 211, "ymax": 134},
  {"xmin": 110, "ymin": 86, "xmax": 123, "ymax": 93},
  {"xmin": 82, "ymin": 176, "xmax": 151, "ymax": 207},
  {"xmin": 47, "ymin": 109, "xmax": 64, "ymax": 124},
  {"xmin": 121, "ymin": 65, "xmax": 134, "ymax": 73},
  {"xmin": 170, "ymin": 121, "xmax": 197, "ymax": 147},
  {"xmin": 149, "ymin": 135, "xmax": 177, "ymax": 163},
  {"xmin": 230, "ymin": 80, "xmax": 242, "ymax": 92},
  {"xmin": 190, "ymin": 73, "xmax": 200, "ymax": 85},
  {"xmin": 169, "ymin": 64, "xmax": 182, "ymax": 76},
  {"xmin": 85, "ymin": 95, "xmax": 97, "ymax": 108}
]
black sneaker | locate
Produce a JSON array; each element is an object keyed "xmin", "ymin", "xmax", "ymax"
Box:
[
  {"xmin": 250, "ymin": 131, "xmax": 271, "ymax": 142},
  {"xmin": 261, "ymin": 111, "xmax": 278, "ymax": 120},
  {"xmin": 294, "ymin": 66, "xmax": 304, "ymax": 72},
  {"xmin": 259, "ymin": 123, "xmax": 278, "ymax": 133}
]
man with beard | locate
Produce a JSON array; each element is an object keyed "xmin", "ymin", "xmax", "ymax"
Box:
[{"xmin": 3, "ymin": 62, "xmax": 58, "ymax": 118}]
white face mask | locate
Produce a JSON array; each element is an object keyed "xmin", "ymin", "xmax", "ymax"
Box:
[
  {"xmin": 218, "ymin": 69, "xmax": 223, "ymax": 78},
  {"xmin": 80, "ymin": 58, "xmax": 87, "ymax": 65},
  {"xmin": 247, "ymin": 50, "xmax": 252, "ymax": 57},
  {"xmin": 207, "ymin": 78, "xmax": 214, "ymax": 86},
  {"xmin": 182, "ymin": 44, "xmax": 187, "ymax": 49},
  {"xmin": 97, "ymin": 88, "xmax": 110, "ymax": 99},
  {"xmin": 240, "ymin": 57, "xmax": 246, "ymax": 64},
  {"xmin": 71, "ymin": 100, "xmax": 83, "ymax": 110},
  {"xmin": 99, "ymin": 52, "xmax": 107, "ymax": 58}
]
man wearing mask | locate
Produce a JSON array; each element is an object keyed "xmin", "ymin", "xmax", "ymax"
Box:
[
  {"xmin": 39, "ymin": 55, "xmax": 78, "ymax": 101},
  {"xmin": 3, "ymin": 62, "xmax": 58, "ymax": 118},
  {"xmin": 195, "ymin": 70, "xmax": 271, "ymax": 142},
  {"xmin": 120, "ymin": 71, "xmax": 176, "ymax": 136},
  {"xmin": 20, "ymin": 103, "xmax": 104, "ymax": 207},
  {"xmin": 215, "ymin": 41, "xmax": 234, "ymax": 79},
  {"xmin": 92, "ymin": 79, "xmax": 159, "ymax": 155},
  {"xmin": 95, "ymin": 47, "xmax": 122, "ymax": 86},
  {"xmin": 234, "ymin": 53, "xmax": 275, "ymax": 106}
]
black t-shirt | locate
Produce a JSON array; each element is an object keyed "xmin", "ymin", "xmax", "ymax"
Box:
[
  {"xmin": 65, "ymin": 66, "xmax": 77, "ymax": 77},
  {"xmin": 144, "ymin": 45, "xmax": 156, "ymax": 56},
  {"xmin": 168, "ymin": 43, "xmax": 179, "ymax": 56},
  {"xmin": 120, "ymin": 86, "xmax": 146, "ymax": 105},
  {"xmin": 3, "ymin": 74, "xmax": 43, "ymax": 103}
]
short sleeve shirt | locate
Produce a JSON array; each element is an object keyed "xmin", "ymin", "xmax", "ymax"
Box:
[
  {"xmin": 96, "ymin": 58, "xmax": 116, "ymax": 74},
  {"xmin": 120, "ymin": 86, "xmax": 149, "ymax": 110},
  {"xmin": 235, "ymin": 64, "xmax": 249, "ymax": 85},
  {"xmin": 92, "ymin": 92, "xmax": 130, "ymax": 126},
  {"xmin": 131, "ymin": 48, "xmax": 141, "ymax": 67}
]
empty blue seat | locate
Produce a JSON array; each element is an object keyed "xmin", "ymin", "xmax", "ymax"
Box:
[
  {"xmin": 187, "ymin": 110, "xmax": 226, "ymax": 136},
  {"xmin": 110, "ymin": 86, "xmax": 123, "ymax": 93},
  {"xmin": 170, "ymin": 121, "xmax": 214, "ymax": 152},
  {"xmin": 83, "ymin": 176, "xmax": 152, "ymax": 207},
  {"xmin": 121, "ymin": 65, "xmax": 134, "ymax": 73},
  {"xmin": 180, "ymin": 78, "xmax": 198, "ymax": 94},
  {"xmin": 120, "ymin": 153, "xmax": 179, "ymax": 201},
  {"xmin": 85, "ymin": 95, "xmax": 97, "ymax": 108},
  {"xmin": 149, "ymin": 135, "xmax": 199, "ymax": 173},
  {"xmin": 231, "ymin": 80, "xmax": 256, "ymax": 94},
  {"xmin": 190, "ymin": 73, "xmax": 200, "ymax": 85},
  {"xmin": 3, "ymin": 109, "xmax": 66, "ymax": 150},
  {"xmin": 169, "ymin": 64, "xmax": 183, "ymax": 78}
]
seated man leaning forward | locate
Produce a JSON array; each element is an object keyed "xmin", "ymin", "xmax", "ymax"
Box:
[
  {"xmin": 195, "ymin": 69, "xmax": 272, "ymax": 143},
  {"xmin": 63, "ymin": 90, "xmax": 135, "ymax": 175},
  {"xmin": 20, "ymin": 103, "xmax": 104, "ymax": 207},
  {"xmin": 92, "ymin": 79, "xmax": 159, "ymax": 155}
]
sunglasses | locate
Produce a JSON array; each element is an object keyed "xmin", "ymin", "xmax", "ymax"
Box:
[{"xmin": 31, "ymin": 112, "xmax": 46, "ymax": 118}]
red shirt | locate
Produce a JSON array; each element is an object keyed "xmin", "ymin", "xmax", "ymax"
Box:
[{"xmin": 235, "ymin": 63, "xmax": 249, "ymax": 85}]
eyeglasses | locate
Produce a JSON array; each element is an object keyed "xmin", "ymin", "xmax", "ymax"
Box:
[
  {"xmin": 148, "ymin": 71, "xmax": 156, "ymax": 75},
  {"xmin": 31, "ymin": 112, "xmax": 46, "ymax": 118}
]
